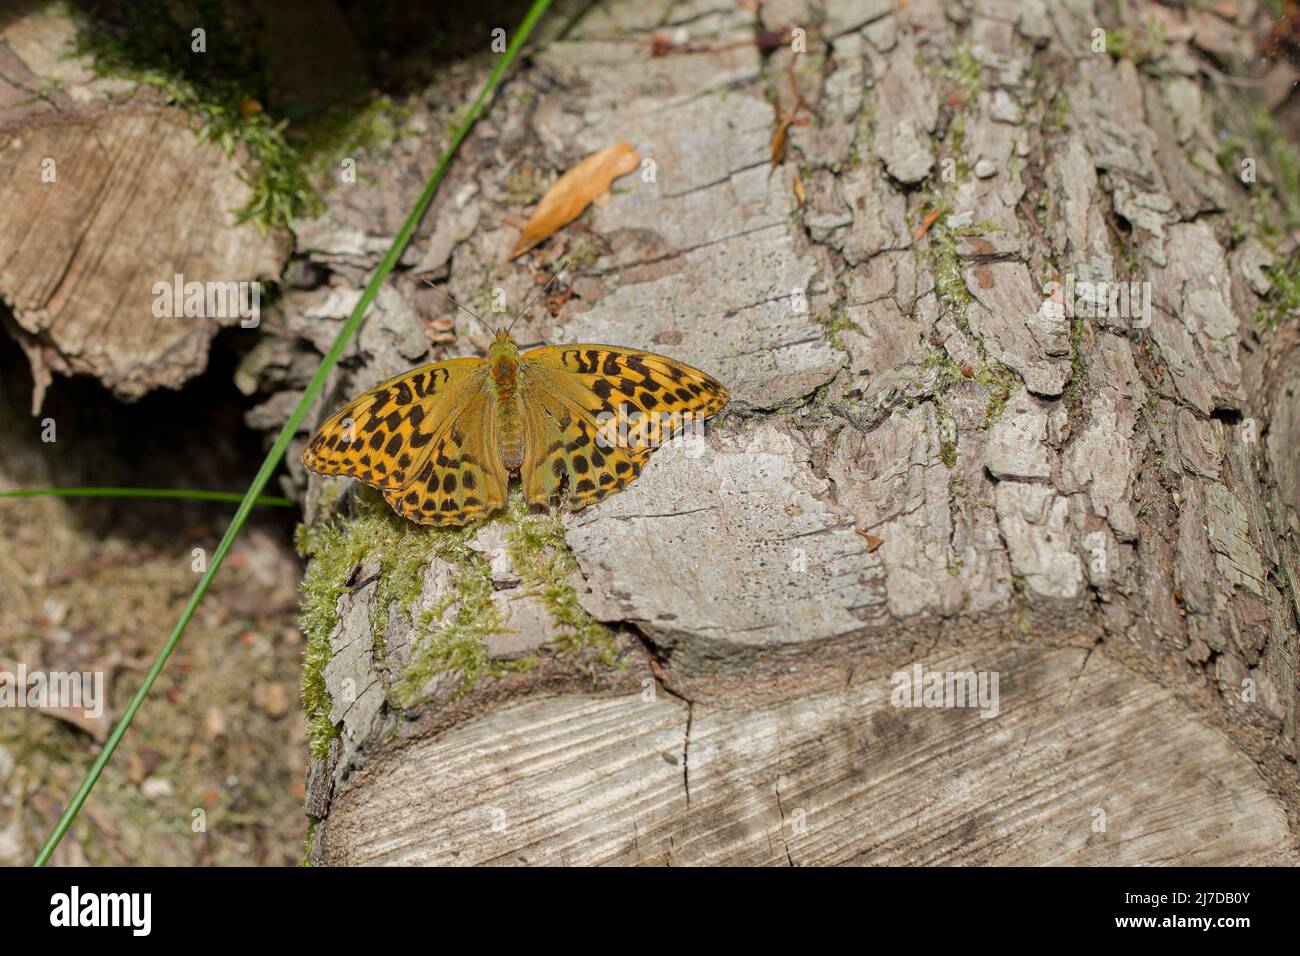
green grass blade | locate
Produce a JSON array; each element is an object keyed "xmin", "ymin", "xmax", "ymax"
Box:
[
  {"xmin": 32, "ymin": 0, "xmax": 552, "ymax": 867},
  {"xmin": 0, "ymin": 487, "xmax": 293, "ymax": 506}
]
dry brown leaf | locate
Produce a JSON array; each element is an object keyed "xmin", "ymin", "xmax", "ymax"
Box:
[
  {"xmin": 508, "ymin": 141, "xmax": 640, "ymax": 260},
  {"xmin": 0, "ymin": 655, "xmax": 111, "ymax": 741},
  {"xmin": 853, "ymin": 528, "xmax": 884, "ymax": 552},
  {"xmin": 770, "ymin": 117, "xmax": 791, "ymax": 166}
]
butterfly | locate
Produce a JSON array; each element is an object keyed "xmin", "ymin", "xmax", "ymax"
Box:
[{"xmin": 302, "ymin": 329, "xmax": 729, "ymax": 526}]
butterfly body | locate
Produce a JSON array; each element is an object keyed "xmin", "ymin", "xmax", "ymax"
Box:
[
  {"xmin": 486, "ymin": 335, "xmax": 527, "ymax": 468},
  {"xmin": 303, "ymin": 329, "xmax": 728, "ymax": 526}
]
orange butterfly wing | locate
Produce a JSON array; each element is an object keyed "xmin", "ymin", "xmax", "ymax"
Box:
[{"xmin": 518, "ymin": 344, "xmax": 728, "ymax": 510}]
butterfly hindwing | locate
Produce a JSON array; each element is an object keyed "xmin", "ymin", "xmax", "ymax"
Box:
[
  {"xmin": 381, "ymin": 391, "xmax": 509, "ymax": 526},
  {"xmin": 302, "ymin": 358, "xmax": 482, "ymax": 491},
  {"xmin": 519, "ymin": 390, "xmax": 653, "ymax": 510}
]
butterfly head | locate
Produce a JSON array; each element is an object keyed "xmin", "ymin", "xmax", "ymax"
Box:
[{"xmin": 487, "ymin": 327, "xmax": 520, "ymax": 361}]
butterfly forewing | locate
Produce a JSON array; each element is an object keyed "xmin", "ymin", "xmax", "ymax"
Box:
[
  {"xmin": 519, "ymin": 344, "xmax": 728, "ymax": 510},
  {"xmin": 524, "ymin": 345, "xmax": 729, "ymax": 423},
  {"xmin": 302, "ymin": 358, "xmax": 482, "ymax": 491}
]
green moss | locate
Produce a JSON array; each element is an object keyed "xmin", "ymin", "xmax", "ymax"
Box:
[
  {"xmin": 298, "ymin": 494, "xmax": 435, "ymax": 646},
  {"xmin": 932, "ymin": 393, "xmax": 958, "ymax": 469},
  {"xmin": 1103, "ymin": 17, "xmax": 1166, "ymax": 66},
  {"xmin": 857, "ymin": 96, "xmax": 878, "ymax": 151},
  {"xmin": 300, "ymin": 96, "xmax": 411, "ymax": 175},
  {"xmin": 69, "ymin": 0, "xmax": 412, "ymax": 230},
  {"xmin": 395, "ymin": 537, "xmax": 512, "ymax": 705},
  {"xmin": 12, "ymin": 75, "xmax": 63, "ymax": 110},
  {"xmin": 915, "ymin": 36, "xmax": 986, "ymax": 335},
  {"xmin": 1048, "ymin": 92, "xmax": 1070, "ymax": 132},
  {"xmin": 921, "ymin": 346, "xmax": 969, "ymax": 390},
  {"xmin": 504, "ymin": 499, "xmax": 621, "ymax": 674},
  {"xmin": 927, "ymin": 215, "xmax": 975, "ymax": 339},
  {"xmin": 1227, "ymin": 217, "xmax": 1250, "ymax": 249},
  {"xmin": 950, "ymin": 221, "xmax": 1002, "ymax": 239},
  {"xmin": 70, "ymin": 0, "xmax": 321, "ymax": 229},
  {"xmin": 1218, "ymin": 107, "xmax": 1300, "ymax": 232},
  {"xmin": 394, "ymin": 492, "xmax": 624, "ymax": 704},
  {"xmin": 920, "ymin": 352, "xmax": 961, "ymax": 469},
  {"xmin": 938, "ymin": 428, "xmax": 958, "ymax": 469},
  {"xmin": 301, "ymin": 819, "xmax": 317, "ymax": 867},
  {"xmin": 1248, "ymin": 106, "xmax": 1300, "ymax": 228},
  {"xmin": 945, "ymin": 42, "xmax": 984, "ymax": 98},
  {"xmin": 1063, "ymin": 316, "xmax": 1090, "ymax": 404},
  {"xmin": 941, "ymin": 112, "xmax": 973, "ymax": 182},
  {"xmin": 815, "ymin": 310, "xmax": 864, "ymax": 351},
  {"xmin": 371, "ymin": 544, "xmax": 432, "ymax": 657},
  {"xmin": 974, "ymin": 362, "xmax": 1020, "ymax": 426},
  {"xmin": 922, "ymin": 348, "xmax": 1021, "ymax": 445},
  {"xmin": 296, "ymin": 493, "xmax": 454, "ymax": 757},
  {"xmin": 1246, "ymin": 193, "xmax": 1285, "ymax": 245},
  {"xmin": 297, "ymin": 486, "xmax": 629, "ymax": 754},
  {"xmin": 1258, "ymin": 254, "xmax": 1300, "ymax": 331}
]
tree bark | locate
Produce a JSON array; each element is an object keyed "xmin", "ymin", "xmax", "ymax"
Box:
[{"xmin": 285, "ymin": 0, "xmax": 1300, "ymax": 864}]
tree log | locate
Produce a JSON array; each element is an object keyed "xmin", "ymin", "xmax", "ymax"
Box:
[
  {"xmin": 0, "ymin": 7, "xmax": 288, "ymax": 410},
  {"xmin": 278, "ymin": 0, "xmax": 1300, "ymax": 865}
]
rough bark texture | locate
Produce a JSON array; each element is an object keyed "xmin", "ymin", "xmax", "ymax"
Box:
[
  {"xmin": 0, "ymin": 7, "xmax": 289, "ymax": 410},
  {"xmin": 271, "ymin": 0, "xmax": 1300, "ymax": 865}
]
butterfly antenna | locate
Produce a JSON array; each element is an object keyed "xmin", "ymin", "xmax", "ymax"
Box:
[
  {"xmin": 422, "ymin": 278, "xmax": 496, "ymax": 336},
  {"xmin": 508, "ymin": 257, "xmax": 570, "ymax": 333}
]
